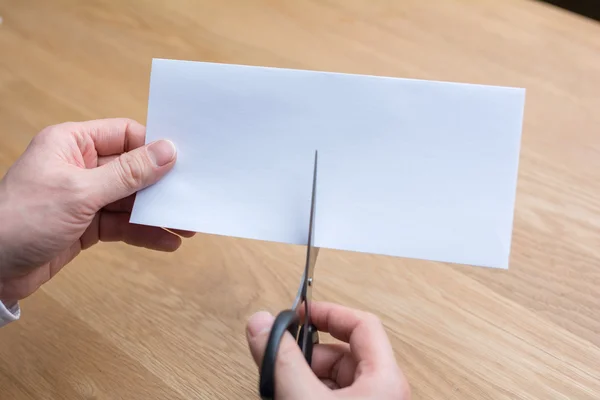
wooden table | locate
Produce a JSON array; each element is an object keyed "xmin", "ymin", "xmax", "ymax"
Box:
[{"xmin": 1, "ymin": 1, "xmax": 599, "ymax": 398}]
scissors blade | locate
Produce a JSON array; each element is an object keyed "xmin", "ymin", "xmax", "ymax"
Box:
[
  {"xmin": 292, "ymin": 150, "xmax": 319, "ymax": 313},
  {"xmin": 307, "ymin": 150, "xmax": 318, "ymax": 251},
  {"xmin": 301, "ymin": 150, "xmax": 319, "ymax": 353}
]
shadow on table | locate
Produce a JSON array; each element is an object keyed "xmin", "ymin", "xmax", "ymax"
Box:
[{"xmin": 539, "ymin": 0, "xmax": 600, "ymax": 21}]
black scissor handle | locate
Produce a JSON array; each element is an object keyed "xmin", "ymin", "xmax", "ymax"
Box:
[
  {"xmin": 258, "ymin": 310, "xmax": 320, "ymax": 399},
  {"xmin": 259, "ymin": 309, "xmax": 299, "ymax": 400},
  {"xmin": 298, "ymin": 323, "xmax": 319, "ymax": 366}
]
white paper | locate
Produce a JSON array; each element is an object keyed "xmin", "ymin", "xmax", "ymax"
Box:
[{"xmin": 131, "ymin": 58, "xmax": 525, "ymax": 269}]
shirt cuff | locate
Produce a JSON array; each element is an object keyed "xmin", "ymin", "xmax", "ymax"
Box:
[{"xmin": 0, "ymin": 299, "xmax": 20, "ymax": 328}]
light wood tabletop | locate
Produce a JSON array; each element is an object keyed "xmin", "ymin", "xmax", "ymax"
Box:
[{"xmin": 1, "ymin": 0, "xmax": 600, "ymax": 399}]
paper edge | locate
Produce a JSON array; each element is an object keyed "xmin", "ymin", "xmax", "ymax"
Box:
[{"xmin": 150, "ymin": 57, "xmax": 527, "ymax": 92}]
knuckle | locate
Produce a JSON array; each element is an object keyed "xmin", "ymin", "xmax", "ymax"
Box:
[
  {"xmin": 38, "ymin": 122, "xmax": 75, "ymax": 139},
  {"xmin": 32, "ymin": 125, "xmax": 58, "ymax": 144},
  {"xmin": 115, "ymin": 153, "xmax": 146, "ymax": 189},
  {"xmin": 31, "ymin": 122, "xmax": 78, "ymax": 148}
]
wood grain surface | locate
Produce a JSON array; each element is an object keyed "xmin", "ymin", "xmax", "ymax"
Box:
[{"xmin": 1, "ymin": 0, "xmax": 600, "ymax": 399}]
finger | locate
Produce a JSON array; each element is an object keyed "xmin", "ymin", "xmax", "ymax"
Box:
[
  {"xmin": 320, "ymin": 379, "xmax": 340, "ymax": 390},
  {"xmin": 98, "ymin": 212, "xmax": 182, "ymax": 251},
  {"xmin": 246, "ymin": 311, "xmax": 327, "ymax": 399},
  {"xmin": 311, "ymin": 343, "xmax": 357, "ymax": 388},
  {"xmin": 311, "ymin": 343, "xmax": 349, "ymax": 378},
  {"xmin": 300, "ymin": 302, "xmax": 397, "ymax": 370},
  {"xmin": 76, "ymin": 118, "xmax": 147, "ymax": 156},
  {"xmin": 104, "ymin": 194, "xmax": 136, "ymax": 212},
  {"xmin": 86, "ymin": 139, "xmax": 177, "ymax": 207},
  {"xmin": 98, "ymin": 155, "xmax": 119, "ymax": 167}
]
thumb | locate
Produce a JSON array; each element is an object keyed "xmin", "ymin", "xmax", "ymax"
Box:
[
  {"xmin": 87, "ymin": 139, "xmax": 176, "ymax": 207},
  {"xmin": 246, "ymin": 311, "xmax": 325, "ymax": 399}
]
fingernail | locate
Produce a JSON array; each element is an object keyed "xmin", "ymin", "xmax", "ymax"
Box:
[
  {"xmin": 247, "ymin": 311, "xmax": 275, "ymax": 337},
  {"xmin": 148, "ymin": 140, "xmax": 176, "ymax": 167}
]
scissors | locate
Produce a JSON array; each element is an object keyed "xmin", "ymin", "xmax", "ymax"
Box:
[{"xmin": 259, "ymin": 150, "xmax": 320, "ymax": 400}]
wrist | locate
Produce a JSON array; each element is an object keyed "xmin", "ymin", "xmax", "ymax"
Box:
[
  {"xmin": 0, "ymin": 179, "xmax": 10, "ymax": 277},
  {"xmin": 0, "ymin": 178, "xmax": 18, "ymax": 281}
]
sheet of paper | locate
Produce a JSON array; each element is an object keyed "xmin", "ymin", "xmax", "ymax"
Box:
[{"xmin": 130, "ymin": 58, "xmax": 525, "ymax": 269}]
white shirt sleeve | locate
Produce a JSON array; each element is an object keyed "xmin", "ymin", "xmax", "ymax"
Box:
[{"xmin": 0, "ymin": 299, "xmax": 20, "ymax": 328}]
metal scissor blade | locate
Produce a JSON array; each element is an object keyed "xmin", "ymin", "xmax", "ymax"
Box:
[
  {"xmin": 301, "ymin": 150, "xmax": 319, "ymax": 353},
  {"xmin": 307, "ymin": 150, "xmax": 318, "ymax": 250},
  {"xmin": 306, "ymin": 149, "xmax": 319, "ymax": 286},
  {"xmin": 292, "ymin": 150, "xmax": 319, "ymax": 312}
]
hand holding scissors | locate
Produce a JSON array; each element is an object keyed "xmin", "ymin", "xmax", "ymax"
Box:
[
  {"xmin": 245, "ymin": 151, "xmax": 410, "ymax": 400},
  {"xmin": 247, "ymin": 302, "xmax": 410, "ymax": 399}
]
